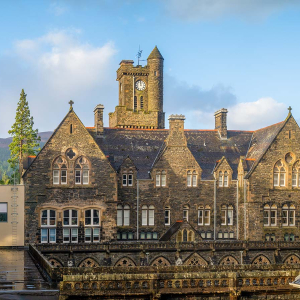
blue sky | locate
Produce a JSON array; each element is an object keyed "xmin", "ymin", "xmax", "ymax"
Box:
[{"xmin": 1, "ymin": 0, "xmax": 300, "ymax": 137}]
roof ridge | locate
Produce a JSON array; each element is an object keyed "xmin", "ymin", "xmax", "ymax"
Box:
[{"xmin": 254, "ymin": 121, "xmax": 285, "ymax": 132}]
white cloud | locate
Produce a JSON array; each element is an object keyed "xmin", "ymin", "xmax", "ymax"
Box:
[
  {"xmin": 49, "ymin": 2, "xmax": 68, "ymax": 16},
  {"xmin": 0, "ymin": 30, "xmax": 118, "ymax": 137},
  {"xmin": 165, "ymin": 0, "xmax": 300, "ymax": 21},
  {"xmin": 187, "ymin": 97, "xmax": 287, "ymax": 131}
]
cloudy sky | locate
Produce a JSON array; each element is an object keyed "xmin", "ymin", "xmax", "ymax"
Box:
[{"xmin": 1, "ymin": 0, "xmax": 300, "ymax": 137}]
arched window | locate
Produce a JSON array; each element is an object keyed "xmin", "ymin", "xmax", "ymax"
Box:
[
  {"xmin": 165, "ymin": 206, "xmax": 170, "ymax": 225},
  {"xmin": 53, "ymin": 156, "xmax": 68, "ymax": 185},
  {"xmin": 63, "ymin": 209, "xmax": 78, "ymax": 243},
  {"xmin": 183, "ymin": 229, "xmax": 187, "ymax": 242},
  {"xmin": 219, "ymin": 171, "xmax": 223, "ymax": 187},
  {"xmin": 117, "ymin": 204, "xmax": 130, "ymax": 226},
  {"xmin": 188, "ymin": 231, "xmax": 194, "ymax": 242},
  {"xmin": 85, "ymin": 209, "xmax": 100, "ymax": 226},
  {"xmin": 264, "ymin": 204, "xmax": 277, "ymax": 226},
  {"xmin": 292, "ymin": 161, "xmax": 300, "ymax": 187},
  {"xmin": 84, "ymin": 209, "xmax": 100, "ymax": 243},
  {"xmin": 75, "ymin": 157, "xmax": 89, "ymax": 185},
  {"xmin": 142, "ymin": 205, "xmax": 155, "ymax": 226},
  {"xmin": 282, "ymin": 204, "xmax": 295, "ymax": 226},
  {"xmin": 274, "ymin": 160, "xmax": 286, "ymax": 187},
  {"xmin": 187, "ymin": 171, "xmax": 192, "ymax": 187},
  {"xmin": 192, "ymin": 171, "xmax": 197, "ymax": 187},
  {"xmin": 40, "ymin": 209, "xmax": 56, "ymax": 244},
  {"xmin": 183, "ymin": 205, "xmax": 189, "ymax": 221},
  {"xmin": 156, "ymin": 170, "xmax": 166, "ymax": 187},
  {"xmin": 140, "ymin": 96, "xmax": 144, "ymax": 109},
  {"xmin": 224, "ymin": 171, "xmax": 228, "ymax": 187}
]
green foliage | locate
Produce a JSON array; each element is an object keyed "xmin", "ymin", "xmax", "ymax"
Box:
[{"xmin": 8, "ymin": 89, "xmax": 41, "ymax": 178}]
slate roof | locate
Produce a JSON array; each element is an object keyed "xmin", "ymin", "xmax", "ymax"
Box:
[
  {"xmin": 147, "ymin": 46, "xmax": 164, "ymax": 60},
  {"xmin": 93, "ymin": 128, "xmax": 254, "ymax": 180}
]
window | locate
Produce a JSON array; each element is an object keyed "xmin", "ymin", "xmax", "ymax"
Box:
[
  {"xmin": 187, "ymin": 171, "xmax": 192, "ymax": 187},
  {"xmin": 187, "ymin": 170, "xmax": 197, "ymax": 187},
  {"xmin": 165, "ymin": 206, "xmax": 170, "ymax": 225},
  {"xmin": 41, "ymin": 210, "xmax": 56, "ymax": 226},
  {"xmin": 134, "ymin": 96, "xmax": 137, "ymax": 111},
  {"xmin": 117, "ymin": 205, "xmax": 130, "ymax": 226},
  {"xmin": 41, "ymin": 228, "xmax": 56, "ymax": 243},
  {"xmin": 156, "ymin": 171, "xmax": 166, "ymax": 187},
  {"xmin": 219, "ymin": 171, "xmax": 223, "ymax": 187},
  {"xmin": 70, "ymin": 124, "xmax": 73, "ymax": 134},
  {"xmin": 142, "ymin": 205, "xmax": 155, "ymax": 226},
  {"xmin": 85, "ymin": 228, "xmax": 100, "ymax": 243},
  {"xmin": 282, "ymin": 204, "xmax": 295, "ymax": 226},
  {"xmin": 154, "ymin": 71, "xmax": 157, "ymax": 76},
  {"xmin": 0, "ymin": 203, "xmax": 8, "ymax": 222},
  {"xmin": 53, "ymin": 156, "xmax": 68, "ymax": 185},
  {"xmin": 224, "ymin": 171, "xmax": 228, "ymax": 187},
  {"xmin": 140, "ymin": 96, "xmax": 144, "ymax": 109},
  {"xmin": 75, "ymin": 157, "xmax": 89, "ymax": 185},
  {"xmin": 204, "ymin": 205, "xmax": 211, "ymax": 225},
  {"xmin": 264, "ymin": 204, "xmax": 277, "ymax": 226},
  {"xmin": 122, "ymin": 171, "xmax": 133, "ymax": 187},
  {"xmin": 274, "ymin": 160, "xmax": 286, "ymax": 187},
  {"xmin": 85, "ymin": 209, "xmax": 100, "ymax": 226},
  {"xmin": 292, "ymin": 161, "xmax": 300, "ymax": 187},
  {"xmin": 221, "ymin": 205, "xmax": 233, "ymax": 225},
  {"xmin": 198, "ymin": 206, "xmax": 204, "ymax": 225},
  {"xmin": 63, "ymin": 228, "xmax": 78, "ymax": 243},
  {"xmin": 63, "ymin": 210, "xmax": 78, "ymax": 226},
  {"xmin": 192, "ymin": 171, "xmax": 197, "ymax": 187},
  {"xmin": 183, "ymin": 205, "xmax": 189, "ymax": 221}
]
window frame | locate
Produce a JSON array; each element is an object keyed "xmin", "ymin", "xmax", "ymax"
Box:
[
  {"xmin": 85, "ymin": 209, "xmax": 100, "ymax": 226},
  {"xmin": 41, "ymin": 228, "xmax": 56, "ymax": 244},
  {"xmin": 41, "ymin": 209, "xmax": 56, "ymax": 227},
  {"xmin": 164, "ymin": 207, "xmax": 170, "ymax": 226},
  {"xmin": 0, "ymin": 202, "xmax": 8, "ymax": 223},
  {"xmin": 63, "ymin": 209, "xmax": 78, "ymax": 227}
]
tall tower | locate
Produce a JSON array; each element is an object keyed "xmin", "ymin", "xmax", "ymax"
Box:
[{"xmin": 109, "ymin": 46, "xmax": 165, "ymax": 129}]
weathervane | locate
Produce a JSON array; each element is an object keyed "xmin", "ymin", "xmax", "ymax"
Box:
[{"xmin": 136, "ymin": 45, "xmax": 146, "ymax": 65}]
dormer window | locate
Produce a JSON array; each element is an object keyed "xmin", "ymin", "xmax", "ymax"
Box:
[
  {"xmin": 218, "ymin": 170, "xmax": 230, "ymax": 187},
  {"xmin": 122, "ymin": 170, "xmax": 133, "ymax": 187},
  {"xmin": 224, "ymin": 171, "xmax": 228, "ymax": 187}
]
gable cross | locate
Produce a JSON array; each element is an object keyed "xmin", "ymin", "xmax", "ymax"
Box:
[
  {"xmin": 288, "ymin": 106, "xmax": 292, "ymax": 114},
  {"xmin": 69, "ymin": 100, "xmax": 74, "ymax": 109}
]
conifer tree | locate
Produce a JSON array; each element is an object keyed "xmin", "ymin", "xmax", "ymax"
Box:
[{"xmin": 8, "ymin": 89, "xmax": 40, "ymax": 180}]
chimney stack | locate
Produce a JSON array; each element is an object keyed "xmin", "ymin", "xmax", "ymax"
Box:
[
  {"xmin": 94, "ymin": 104, "xmax": 104, "ymax": 136},
  {"xmin": 214, "ymin": 108, "xmax": 228, "ymax": 139},
  {"xmin": 167, "ymin": 114, "xmax": 187, "ymax": 147}
]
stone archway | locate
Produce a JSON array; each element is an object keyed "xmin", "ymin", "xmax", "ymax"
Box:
[
  {"xmin": 184, "ymin": 253, "xmax": 208, "ymax": 266},
  {"xmin": 151, "ymin": 257, "xmax": 171, "ymax": 267},
  {"xmin": 252, "ymin": 255, "xmax": 270, "ymax": 265},
  {"xmin": 284, "ymin": 254, "xmax": 300, "ymax": 264},
  {"xmin": 78, "ymin": 258, "xmax": 99, "ymax": 268},
  {"xmin": 48, "ymin": 258, "xmax": 63, "ymax": 268},
  {"xmin": 219, "ymin": 255, "xmax": 239, "ymax": 265},
  {"xmin": 115, "ymin": 257, "xmax": 136, "ymax": 267}
]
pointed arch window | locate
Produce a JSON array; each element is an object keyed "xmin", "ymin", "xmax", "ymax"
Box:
[
  {"xmin": 274, "ymin": 160, "xmax": 286, "ymax": 187},
  {"xmin": 292, "ymin": 161, "xmax": 300, "ymax": 187},
  {"xmin": 75, "ymin": 157, "xmax": 89, "ymax": 185},
  {"xmin": 53, "ymin": 156, "xmax": 68, "ymax": 185}
]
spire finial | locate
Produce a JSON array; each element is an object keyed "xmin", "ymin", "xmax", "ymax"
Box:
[
  {"xmin": 288, "ymin": 106, "xmax": 292, "ymax": 115},
  {"xmin": 69, "ymin": 100, "xmax": 74, "ymax": 110}
]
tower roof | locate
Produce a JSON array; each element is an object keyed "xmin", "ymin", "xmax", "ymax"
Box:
[{"xmin": 148, "ymin": 46, "xmax": 164, "ymax": 60}]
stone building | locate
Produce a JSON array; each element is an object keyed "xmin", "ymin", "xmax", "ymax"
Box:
[{"xmin": 23, "ymin": 47, "xmax": 300, "ymax": 268}]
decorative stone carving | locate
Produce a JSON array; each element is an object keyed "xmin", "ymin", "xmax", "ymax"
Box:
[
  {"xmin": 252, "ymin": 255, "xmax": 270, "ymax": 265},
  {"xmin": 115, "ymin": 257, "xmax": 136, "ymax": 267},
  {"xmin": 48, "ymin": 258, "xmax": 63, "ymax": 268},
  {"xmin": 151, "ymin": 257, "xmax": 170, "ymax": 267},
  {"xmin": 78, "ymin": 258, "xmax": 99, "ymax": 268},
  {"xmin": 184, "ymin": 253, "xmax": 208, "ymax": 266},
  {"xmin": 284, "ymin": 254, "xmax": 300, "ymax": 264},
  {"xmin": 175, "ymin": 257, "xmax": 182, "ymax": 266},
  {"xmin": 219, "ymin": 256, "xmax": 238, "ymax": 265}
]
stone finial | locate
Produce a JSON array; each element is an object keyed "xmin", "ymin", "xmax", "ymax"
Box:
[
  {"xmin": 288, "ymin": 106, "xmax": 292, "ymax": 115},
  {"xmin": 69, "ymin": 100, "xmax": 74, "ymax": 110}
]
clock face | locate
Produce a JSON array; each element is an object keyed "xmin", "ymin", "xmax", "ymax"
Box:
[{"xmin": 135, "ymin": 80, "xmax": 146, "ymax": 91}]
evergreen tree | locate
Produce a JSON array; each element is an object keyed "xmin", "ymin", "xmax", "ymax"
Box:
[{"xmin": 8, "ymin": 89, "xmax": 40, "ymax": 180}]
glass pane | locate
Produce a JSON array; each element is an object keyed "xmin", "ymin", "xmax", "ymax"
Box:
[
  {"xmin": 0, "ymin": 203, "xmax": 7, "ymax": 213},
  {"xmin": 93, "ymin": 210, "xmax": 99, "ymax": 225},
  {"xmin": 85, "ymin": 210, "xmax": 91, "ymax": 225},
  {"xmin": 192, "ymin": 175, "xmax": 197, "ymax": 187},
  {"xmin": 123, "ymin": 174, "xmax": 127, "ymax": 186},
  {"xmin": 187, "ymin": 175, "xmax": 191, "ymax": 186},
  {"xmin": 142, "ymin": 209, "xmax": 147, "ymax": 226},
  {"xmin": 274, "ymin": 173, "xmax": 279, "ymax": 186},
  {"xmin": 49, "ymin": 229, "xmax": 56, "ymax": 242},
  {"xmin": 149, "ymin": 209, "xmax": 154, "ymax": 226},
  {"xmin": 124, "ymin": 209, "xmax": 130, "ymax": 226},
  {"xmin": 207, "ymin": 232, "xmax": 212, "ymax": 238},
  {"xmin": 156, "ymin": 175, "xmax": 160, "ymax": 186},
  {"xmin": 63, "ymin": 229, "xmax": 70, "ymax": 242},
  {"xmin": 63, "ymin": 210, "xmax": 69, "ymax": 225},
  {"xmin": 83, "ymin": 170, "xmax": 89, "ymax": 184},
  {"xmin": 117, "ymin": 209, "xmax": 123, "ymax": 226},
  {"xmin": 41, "ymin": 229, "xmax": 48, "ymax": 243},
  {"xmin": 128, "ymin": 232, "xmax": 133, "ymax": 239},
  {"xmin": 282, "ymin": 210, "xmax": 288, "ymax": 225},
  {"xmin": 128, "ymin": 174, "xmax": 133, "ymax": 186},
  {"xmin": 41, "ymin": 210, "xmax": 48, "ymax": 225},
  {"xmin": 122, "ymin": 232, "xmax": 127, "ymax": 240},
  {"xmin": 93, "ymin": 228, "xmax": 100, "ymax": 242},
  {"xmin": 280, "ymin": 173, "xmax": 285, "ymax": 186},
  {"xmin": 61, "ymin": 170, "xmax": 67, "ymax": 183},
  {"xmin": 153, "ymin": 232, "xmax": 158, "ymax": 239},
  {"xmin": 71, "ymin": 228, "xmax": 78, "ymax": 242},
  {"xmin": 140, "ymin": 232, "xmax": 145, "ymax": 239},
  {"xmin": 53, "ymin": 170, "xmax": 59, "ymax": 184},
  {"xmin": 75, "ymin": 170, "xmax": 81, "ymax": 184},
  {"xmin": 161, "ymin": 175, "xmax": 166, "ymax": 186},
  {"xmin": 146, "ymin": 232, "xmax": 152, "ymax": 239}
]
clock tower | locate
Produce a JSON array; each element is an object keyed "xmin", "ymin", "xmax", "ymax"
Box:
[{"xmin": 109, "ymin": 46, "xmax": 165, "ymax": 129}]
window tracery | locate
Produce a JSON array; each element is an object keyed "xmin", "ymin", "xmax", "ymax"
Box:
[
  {"xmin": 75, "ymin": 157, "xmax": 89, "ymax": 185},
  {"xmin": 252, "ymin": 255, "xmax": 270, "ymax": 265},
  {"xmin": 284, "ymin": 255, "xmax": 300, "ymax": 264},
  {"xmin": 273, "ymin": 160, "xmax": 286, "ymax": 187},
  {"xmin": 78, "ymin": 258, "xmax": 99, "ymax": 268},
  {"xmin": 184, "ymin": 253, "xmax": 208, "ymax": 266},
  {"xmin": 151, "ymin": 257, "xmax": 170, "ymax": 267},
  {"xmin": 53, "ymin": 156, "xmax": 68, "ymax": 185},
  {"xmin": 219, "ymin": 256, "xmax": 238, "ymax": 265},
  {"xmin": 115, "ymin": 257, "xmax": 136, "ymax": 267},
  {"xmin": 48, "ymin": 258, "xmax": 63, "ymax": 268}
]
